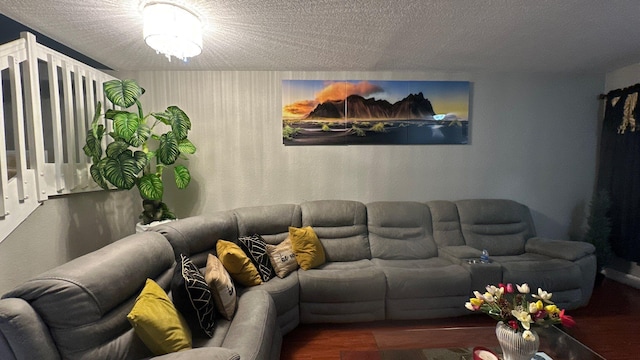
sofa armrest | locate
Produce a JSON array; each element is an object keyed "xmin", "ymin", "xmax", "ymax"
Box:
[
  {"xmin": 0, "ymin": 298, "xmax": 60, "ymax": 360},
  {"xmin": 438, "ymin": 245, "xmax": 483, "ymax": 264},
  {"xmin": 222, "ymin": 289, "xmax": 281, "ymax": 360},
  {"xmin": 153, "ymin": 347, "xmax": 240, "ymax": 360},
  {"xmin": 525, "ymin": 237, "xmax": 595, "ymax": 261}
]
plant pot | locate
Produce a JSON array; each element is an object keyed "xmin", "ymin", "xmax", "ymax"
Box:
[
  {"xmin": 495, "ymin": 322, "xmax": 539, "ymax": 360},
  {"xmin": 135, "ymin": 219, "xmax": 175, "ymax": 233}
]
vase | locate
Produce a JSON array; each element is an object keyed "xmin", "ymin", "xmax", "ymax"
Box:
[{"xmin": 495, "ymin": 322, "xmax": 539, "ymax": 360}]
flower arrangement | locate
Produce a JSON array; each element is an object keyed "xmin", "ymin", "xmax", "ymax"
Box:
[{"xmin": 465, "ymin": 283, "xmax": 575, "ymax": 341}]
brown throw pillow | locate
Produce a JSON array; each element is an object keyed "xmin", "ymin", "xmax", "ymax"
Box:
[
  {"xmin": 266, "ymin": 237, "xmax": 299, "ymax": 278},
  {"xmin": 204, "ymin": 254, "xmax": 238, "ymax": 320}
]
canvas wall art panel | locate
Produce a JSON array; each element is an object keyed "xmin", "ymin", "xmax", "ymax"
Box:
[{"xmin": 282, "ymin": 80, "xmax": 470, "ymax": 145}]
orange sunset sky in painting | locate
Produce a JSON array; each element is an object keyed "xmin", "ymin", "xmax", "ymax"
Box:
[{"xmin": 282, "ymin": 80, "xmax": 470, "ymax": 121}]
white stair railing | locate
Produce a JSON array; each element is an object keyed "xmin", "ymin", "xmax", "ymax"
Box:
[{"xmin": 0, "ymin": 32, "xmax": 118, "ymax": 242}]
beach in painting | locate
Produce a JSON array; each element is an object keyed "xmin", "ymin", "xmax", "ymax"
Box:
[{"xmin": 282, "ymin": 80, "xmax": 470, "ymax": 145}]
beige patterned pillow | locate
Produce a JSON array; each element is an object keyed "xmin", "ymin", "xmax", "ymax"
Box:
[
  {"xmin": 266, "ymin": 238, "xmax": 299, "ymax": 278},
  {"xmin": 204, "ymin": 254, "xmax": 237, "ymax": 320}
]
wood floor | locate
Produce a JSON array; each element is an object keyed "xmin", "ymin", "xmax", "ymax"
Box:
[{"xmin": 281, "ymin": 278, "xmax": 639, "ymax": 360}]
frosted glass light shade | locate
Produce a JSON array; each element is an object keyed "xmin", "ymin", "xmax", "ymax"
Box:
[{"xmin": 143, "ymin": 2, "xmax": 203, "ymax": 62}]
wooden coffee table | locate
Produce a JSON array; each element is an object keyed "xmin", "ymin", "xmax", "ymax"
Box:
[{"xmin": 340, "ymin": 325, "xmax": 605, "ymax": 360}]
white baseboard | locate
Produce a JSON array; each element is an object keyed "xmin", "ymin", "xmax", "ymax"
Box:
[{"xmin": 602, "ymin": 268, "xmax": 640, "ymax": 289}]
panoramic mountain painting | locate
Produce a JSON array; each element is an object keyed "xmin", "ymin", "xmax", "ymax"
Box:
[{"xmin": 282, "ymin": 80, "xmax": 470, "ymax": 145}]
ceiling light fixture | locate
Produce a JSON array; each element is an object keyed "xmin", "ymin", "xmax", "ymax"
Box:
[{"xmin": 142, "ymin": 1, "xmax": 203, "ymax": 62}]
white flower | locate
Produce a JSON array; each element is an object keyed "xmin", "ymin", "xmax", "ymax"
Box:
[
  {"xmin": 532, "ymin": 288, "xmax": 553, "ymax": 303},
  {"xmin": 465, "ymin": 302, "xmax": 475, "ymax": 311},
  {"xmin": 511, "ymin": 309, "xmax": 532, "ymax": 330},
  {"xmin": 516, "ymin": 283, "xmax": 530, "ymax": 294},
  {"xmin": 522, "ymin": 330, "xmax": 536, "ymax": 341}
]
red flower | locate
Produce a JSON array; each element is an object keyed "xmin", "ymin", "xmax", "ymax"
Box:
[
  {"xmin": 559, "ymin": 309, "xmax": 576, "ymax": 327},
  {"xmin": 508, "ymin": 320, "xmax": 519, "ymax": 330}
]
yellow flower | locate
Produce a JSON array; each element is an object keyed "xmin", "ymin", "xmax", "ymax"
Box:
[
  {"xmin": 544, "ymin": 304, "xmax": 559, "ymax": 314},
  {"xmin": 470, "ymin": 298, "xmax": 483, "ymax": 307},
  {"xmin": 522, "ymin": 330, "xmax": 536, "ymax": 341},
  {"xmin": 529, "ymin": 300, "xmax": 543, "ymax": 314}
]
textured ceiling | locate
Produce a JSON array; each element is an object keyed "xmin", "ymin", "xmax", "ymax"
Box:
[{"xmin": 2, "ymin": 0, "xmax": 640, "ymax": 73}]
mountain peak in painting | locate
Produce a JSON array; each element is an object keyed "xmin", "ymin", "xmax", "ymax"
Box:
[{"xmin": 305, "ymin": 92, "xmax": 435, "ymax": 120}]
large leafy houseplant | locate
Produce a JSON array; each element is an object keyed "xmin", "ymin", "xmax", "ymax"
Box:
[{"xmin": 83, "ymin": 79, "xmax": 196, "ymax": 224}]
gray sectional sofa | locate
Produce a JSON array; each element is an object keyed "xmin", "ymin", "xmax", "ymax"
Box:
[{"xmin": 0, "ymin": 199, "xmax": 597, "ymax": 360}]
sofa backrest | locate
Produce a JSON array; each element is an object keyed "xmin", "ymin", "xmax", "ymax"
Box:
[
  {"xmin": 455, "ymin": 199, "xmax": 537, "ymax": 255},
  {"xmin": 367, "ymin": 201, "xmax": 438, "ymax": 259},
  {"xmin": 300, "ymin": 200, "xmax": 371, "ymax": 262},
  {"xmin": 2, "ymin": 232, "xmax": 175, "ymax": 360},
  {"xmin": 234, "ymin": 204, "xmax": 302, "ymax": 244},
  {"xmin": 155, "ymin": 211, "xmax": 238, "ymax": 267},
  {"xmin": 427, "ymin": 200, "xmax": 466, "ymax": 247}
]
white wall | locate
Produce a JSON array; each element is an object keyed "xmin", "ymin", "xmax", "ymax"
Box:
[
  {"xmin": 129, "ymin": 70, "xmax": 602, "ymax": 238},
  {"xmin": 0, "ymin": 70, "xmax": 603, "ymax": 294},
  {"xmin": 0, "ymin": 190, "xmax": 138, "ymax": 292}
]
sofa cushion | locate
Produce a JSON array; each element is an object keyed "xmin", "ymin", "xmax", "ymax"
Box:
[
  {"xmin": 372, "ymin": 259, "xmax": 471, "ymax": 320},
  {"xmin": 455, "ymin": 199, "xmax": 536, "ymax": 255},
  {"xmin": 127, "ymin": 279, "xmax": 192, "ymax": 355},
  {"xmin": 367, "ymin": 201, "xmax": 437, "ymax": 259},
  {"xmin": 1, "ymin": 232, "xmax": 174, "ymax": 359},
  {"xmin": 300, "ymin": 200, "xmax": 371, "ymax": 261},
  {"xmin": 234, "ymin": 204, "xmax": 302, "ymax": 244},
  {"xmin": 297, "ymin": 259, "xmax": 386, "ymax": 323},
  {"xmin": 204, "ymin": 254, "xmax": 237, "ymax": 320},
  {"xmin": 501, "ymin": 258, "xmax": 582, "ymax": 292},
  {"xmin": 238, "ymin": 234, "xmax": 275, "ymax": 282},
  {"xmin": 171, "ymin": 255, "xmax": 216, "ymax": 338},
  {"xmin": 289, "ymin": 226, "xmax": 326, "ymax": 270},
  {"xmin": 427, "ymin": 200, "xmax": 466, "ymax": 247},
  {"xmin": 266, "ymin": 238, "xmax": 299, "ymax": 278},
  {"xmin": 216, "ymin": 240, "xmax": 262, "ymax": 287}
]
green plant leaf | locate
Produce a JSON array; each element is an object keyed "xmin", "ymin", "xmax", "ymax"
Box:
[
  {"xmin": 105, "ymin": 109, "xmax": 130, "ymax": 120},
  {"xmin": 89, "ymin": 163, "xmax": 109, "ymax": 190},
  {"xmin": 158, "ymin": 131, "xmax": 179, "ymax": 165},
  {"xmin": 138, "ymin": 173, "xmax": 163, "ymax": 200},
  {"xmin": 113, "ymin": 112, "xmax": 139, "ymax": 143},
  {"xmin": 128, "ymin": 123, "xmax": 151, "ymax": 147},
  {"xmin": 151, "ymin": 111, "xmax": 171, "ymax": 126},
  {"xmin": 102, "ymin": 150, "xmax": 146, "ymax": 190},
  {"xmin": 178, "ymin": 138, "xmax": 196, "ymax": 154},
  {"xmin": 91, "ymin": 102, "xmax": 103, "ymax": 138},
  {"xmin": 166, "ymin": 106, "xmax": 191, "ymax": 140},
  {"xmin": 174, "ymin": 165, "xmax": 191, "ymax": 189},
  {"xmin": 105, "ymin": 140, "xmax": 130, "ymax": 158},
  {"xmin": 104, "ymin": 79, "xmax": 143, "ymax": 108},
  {"xmin": 83, "ymin": 128, "xmax": 103, "ymax": 162}
]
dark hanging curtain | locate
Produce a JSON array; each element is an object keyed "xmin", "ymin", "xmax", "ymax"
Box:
[{"xmin": 597, "ymin": 83, "xmax": 640, "ymax": 262}]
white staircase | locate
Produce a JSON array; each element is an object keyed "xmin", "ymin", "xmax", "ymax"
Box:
[{"xmin": 0, "ymin": 32, "xmax": 118, "ymax": 241}]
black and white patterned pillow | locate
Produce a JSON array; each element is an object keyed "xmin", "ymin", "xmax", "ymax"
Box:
[
  {"xmin": 171, "ymin": 254, "xmax": 216, "ymax": 338},
  {"xmin": 238, "ymin": 234, "xmax": 275, "ymax": 282}
]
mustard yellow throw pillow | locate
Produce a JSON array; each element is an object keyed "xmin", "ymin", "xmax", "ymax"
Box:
[
  {"xmin": 127, "ymin": 279, "xmax": 192, "ymax": 355},
  {"xmin": 289, "ymin": 226, "xmax": 326, "ymax": 270},
  {"xmin": 216, "ymin": 239, "xmax": 263, "ymax": 287}
]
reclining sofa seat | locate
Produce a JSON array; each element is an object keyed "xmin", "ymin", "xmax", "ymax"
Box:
[
  {"xmin": 297, "ymin": 200, "xmax": 387, "ymax": 323},
  {"xmin": 232, "ymin": 204, "xmax": 302, "ymax": 334},
  {"xmin": 366, "ymin": 201, "xmax": 471, "ymax": 319},
  {"xmin": 433, "ymin": 199, "xmax": 596, "ymax": 309},
  {"xmin": 153, "ymin": 212, "xmax": 283, "ymax": 360},
  {"xmin": 0, "ymin": 231, "xmax": 280, "ymax": 360}
]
